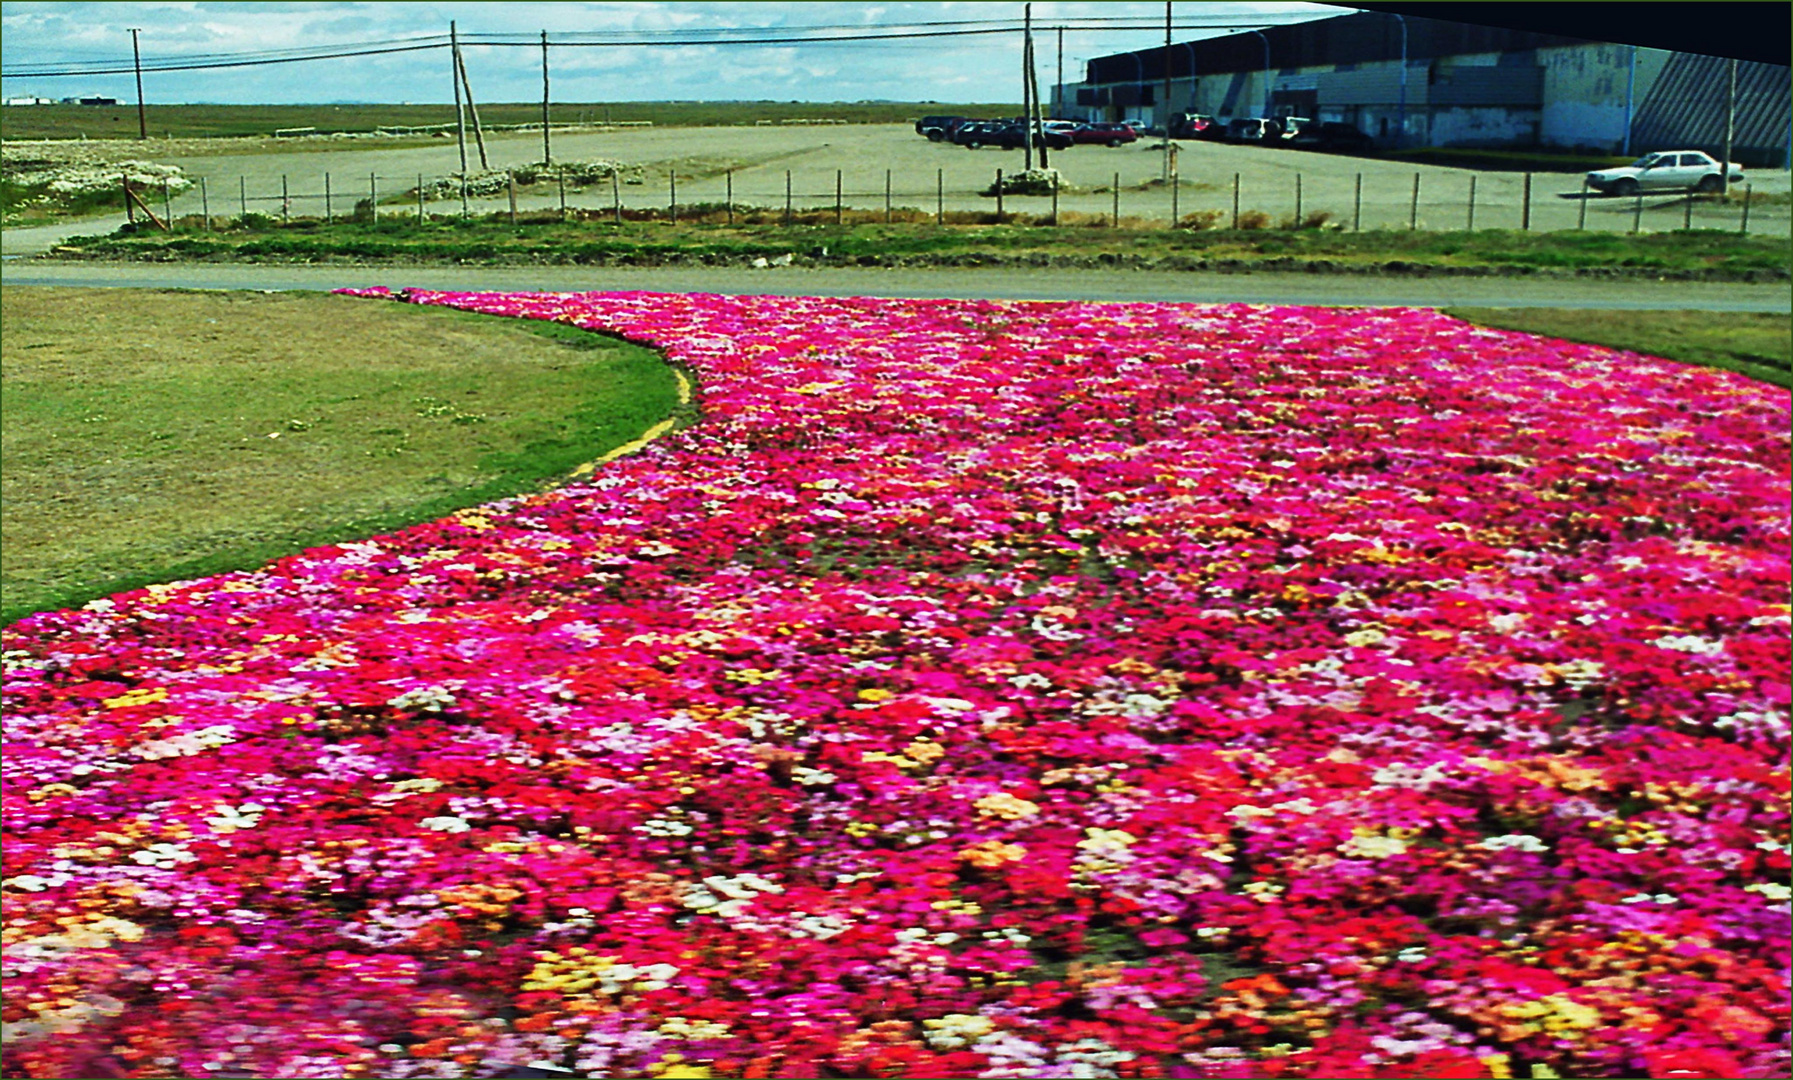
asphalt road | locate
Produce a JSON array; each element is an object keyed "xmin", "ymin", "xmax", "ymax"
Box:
[{"xmin": 2, "ymin": 259, "xmax": 1789, "ymax": 311}]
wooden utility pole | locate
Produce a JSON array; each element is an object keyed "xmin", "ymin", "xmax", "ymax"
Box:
[
  {"xmin": 1162, "ymin": 1, "xmax": 1173, "ymax": 182},
  {"xmin": 451, "ymin": 22, "xmax": 469, "ymax": 178},
  {"xmin": 1022, "ymin": 4, "xmax": 1035, "ymax": 171},
  {"xmin": 541, "ymin": 31, "xmax": 552, "ymax": 165},
  {"xmin": 129, "ymin": 28, "xmax": 146, "ymax": 140},
  {"xmin": 1030, "ymin": 36, "xmax": 1049, "ymax": 170},
  {"xmin": 456, "ymin": 46, "xmax": 490, "ymax": 170}
]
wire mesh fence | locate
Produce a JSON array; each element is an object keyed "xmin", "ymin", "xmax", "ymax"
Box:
[{"xmin": 130, "ymin": 165, "xmax": 1771, "ymax": 237}]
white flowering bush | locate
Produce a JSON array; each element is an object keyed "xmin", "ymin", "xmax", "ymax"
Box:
[
  {"xmin": 414, "ymin": 159, "xmax": 644, "ymax": 200},
  {"xmin": 982, "ymin": 167, "xmax": 1073, "ymax": 197}
]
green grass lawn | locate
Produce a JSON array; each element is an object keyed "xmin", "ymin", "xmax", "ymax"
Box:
[
  {"xmin": 58, "ymin": 213, "xmax": 1793, "ymax": 281},
  {"xmin": 1443, "ymin": 308, "xmax": 1793, "ymax": 389},
  {"xmin": 1, "ymin": 288, "xmax": 685, "ymax": 624}
]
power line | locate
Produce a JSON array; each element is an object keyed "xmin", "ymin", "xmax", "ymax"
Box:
[{"xmin": 3, "ymin": 16, "xmax": 1317, "ymax": 79}]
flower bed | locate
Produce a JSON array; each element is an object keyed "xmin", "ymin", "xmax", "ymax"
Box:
[{"xmin": 3, "ymin": 292, "xmax": 1788, "ymax": 1080}]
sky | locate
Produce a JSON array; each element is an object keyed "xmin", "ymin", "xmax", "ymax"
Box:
[{"xmin": 0, "ymin": 2, "xmax": 1343, "ymax": 105}]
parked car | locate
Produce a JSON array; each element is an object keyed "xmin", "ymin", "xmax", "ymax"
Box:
[
  {"xmin": 968, "ymin": 122, "xmax": 1074, "ymax": 151},
  {"xmin": 950, "ymin": 121, "xmax": 1004, "ymax": 147},
  {"xmin": 1168, "ymin": 112, "xmax": 1218, "ymax": 139},
  {"xmin": 1274, "ymin": 116, "xmax": 1313, "ymax": 142},
  {"xmin": 1286, "ymin": 121, "xmax": 1378, "ymax": 154},
  {"xmin": 1067, "ymin": 121, "xmax": 1139, "ymax": 147},
  {"xmin": 1223, "ymin": 117, "xmax": 1281, "ymax": 143},
  {"xmin": 916, "ymin": 115, "xmax": 968, "ymax": 141},
  {"xmin": 1585, "ymin": 150, "xmax": 1745, "ymax": 195}
]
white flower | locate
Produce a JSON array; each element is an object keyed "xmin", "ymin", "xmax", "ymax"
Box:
[{"xmin": 418, "ymin": 816, "xmax": 471, "ymax": 833}]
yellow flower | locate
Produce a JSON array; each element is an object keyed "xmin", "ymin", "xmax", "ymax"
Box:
[
  {"xmin": 857, "ymin": 688, "xmax": 893, "ymax": 703},
  {"xmin": 974, "ymin": 792, "xmax": 1041, "ymax": 821}
]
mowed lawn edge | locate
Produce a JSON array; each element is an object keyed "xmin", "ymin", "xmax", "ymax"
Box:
[{"xmin": 0, "ymin": 287, "xmax": 686, "ymax": 625}]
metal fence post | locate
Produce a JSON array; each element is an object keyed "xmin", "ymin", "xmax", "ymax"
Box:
[
  {"xmin": 835, "ymin": 169, "xmax": 842, "ymax": 226},
  {"xmin": 1353, "ymin": 173, "xmax": 1361, "ymax": 231},
  {"xmin": 612, "ymin": 172, "xmax": 621, "ymax": 224},
  {"xmin": 669, "ymin": 172, "xmax": 677, "ymax": 223},
  {"xmin": 1740, "ymin": 183, "xmax": 1752, "ymax": 235},
  {"xmin": 509, "ymin": 173, "xmax": 519, "ymax": 225},
  {"xmin": 995, "ymin": 169, "xmax": 1004, "ymax": 221},
  {"xmin": 1294, "ymin": 173, "xmax": 1302, "ymax": 226},
  {"xmin": 369, "ymin": 172, "xmax": 377, "ymax": 223},
  {"xmin": 123, "ymin": 174, "xmax": 135, "ymax": 225},
  {"xmin": 325, "ymin": 172, "xmax": 332, "ymax": 224},
  {"xmin": 1631, "ymin": 191, "xmax": 1642, "ymax": 234},
  {"xmin": 1468, "ymin": 175, "xmax": 1477, "ymax": 230},
  {"xmin": 1409, "ymin": 172, "xmax": 1419, "ymax": 230},
  {"xmin": 1521, "ymin": 171, "xmax": 1532, "ymax": 230},
  {"xmin": 461, "ymin": 173, "xmax": 469, "ymax": 219},
  {"xmin": 239, "ymin": 176, "xmax": 246, "ymax": 220},
  {"xmin": 419, "ymin": 174, "xmax": 426, "ymax": 223},
  {"xmin": 785, "ymin": 170, "xmax": 792, "ymax": 226},
  {"xmin": 1232, "ymin": 172, "xmax": 1241, "ymax": 229},
  {"xmin": 726, "ymin": 170, "xmax": 733, "ymax": 225},
  {"xmin": 885, "ymin": 169, "xmax": 892, "ymax": 224},
  {"xmin": 558, "ymin": 173, "xmax": 566, "ymax": 221},
  {"xmin": 1113, "ymin": 172, "xmax": 1120, "ymax": 227},
  {"xmin": 282, "ymin": 174, "xmax": 289, "ymax": 221},
  {"xmin": 1171, "ymin": 169, "xmax": 1179, "ymax": 227},
  {"xmin": 1683, "ymin": 189, "xmax": 1693, "ymax": 231},
  {"xmin": 200, "ymin": 176, "xmax": 208, "ymax": 229},
  {"xmin": 162, "ymin": 178, "xmax": 171, "ymax": 225},
  {"xmin": 937, "ymin": 168, "xmax": 944, "ymax": 224},
  {"xmin": 1577, "ymin": 178, "xmax": 1587, "ymax": 229},
  {"xmin": 1051, "ymin": 171, "xmax": 1059, "ymax": 226}
]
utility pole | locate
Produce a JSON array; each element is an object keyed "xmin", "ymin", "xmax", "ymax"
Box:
[
  {"xmin": 451, "ymin": 22, "xmax": 468, "ymax": 178},
  {"xmin": 1022, "ymin": 3, "xmax": 1035, "ymax": 171},
  {"xmin": 129, "ymin": 28, "xmax": 146, "ymax": 140},
  {"xmin": 1056, "ymin": 26, "xmax": 1064, "ymax": 119},
  {"xmin": 1031, "ymin": 35, "xmax": 1049, "ymax": 169},
  {"xmin": 1722, "ymin": 57, "xmax": 1737, "ymax": 194},
  {"xmin": 541, "ymin": 31, "xmax": 552, "ymax": 165},
  {"xmin": 456, "ymin": 46, "xmax": 489, "ymax": 170},
  {"xmin": 1162, "ymin": 1, "xmax": 1173, "ymax": 181}
]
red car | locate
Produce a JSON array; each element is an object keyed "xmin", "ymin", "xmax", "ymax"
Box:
[{"xmin": 1067, "ymin": 122, "xmax": 1139, "ymax": 147}]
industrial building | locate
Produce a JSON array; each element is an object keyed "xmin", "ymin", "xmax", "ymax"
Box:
[{"xmin": 1054, "ymin": 9, "xmax": 1791, "ymax": 166}]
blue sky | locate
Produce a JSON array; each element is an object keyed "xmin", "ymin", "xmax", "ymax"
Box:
[{"xmin": 1, "ymin": 2, "xmax": 1341, "ymax": 104}]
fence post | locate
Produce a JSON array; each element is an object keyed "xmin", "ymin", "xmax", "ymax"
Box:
[
  {"xmin": 1232, "ymin": 172, "xmax": 1241, "ymax": 229},
  {"xmin": 510, "ymin": 173, "xmax": 519, "ymax": 225},
  {"xmin": 1740, "ymin": 182, "xmax": 1752, "ymax": 235},
  {"xmin": 282, "ymin": 174, "xmax": 289, "ymax": 221},
  {"xmin": 669, "ymin": 172, "xmax": 677, "ymax": 223},
  {"xmin": 162, "ymin": 179, "xmax": 172, "ymax": 226},
  {"xmin": 1051, "ymin": 171, "xmax": 1059, "ymax": 226},
  {"xmin": 1409, "ymin": 172, "xmax": 1419, "ymax": 230},
  {"xmin": 785, "ymin": 170, "xmax": 792, "ymax": 226},
  {"xmin": 1353, "ymin": 173, "xmax": 1361, "ymax": 231},
  {"xmin": 123, "ymin": 174, "xmax": 136, "ymax": 225},
  {"xmin": 995, "ymin": 169, "xmax": 1004, "ymax": 221},
  {"xmin": 1171, "ymin": 169, "xmax": 1179, "ymax": 227},
  {"xmin": 558, "ymin": 173, "xmax": 566, "ymax": 221},
  {"xmin": 369, "ymin": 172, "xmax": 377, "ymax": 223},
  {"xmin": 240, "ymin": 176, "xmax": 247, "ymax": 220},
  {"xmin": 461, "ymin": 172, "xmax": 469, "ymax": 219},
  {"xmin": 1631, "ymin": 191, "xmax": 1642, "ymax": 234},
  {"xmin": 1467, "ymin": 175, "xmax": 1477, "ymax": 230},
  {"xmin": 1294, "ymin": 173, "xmax": 1301, "ymax": 226},
  {"xmin": 325, "ymin": 173, "xmax": 333, "ymax": 224},
  {"xmin": 937, "ymin": 168, "xmax": 943, "ymax": 224},
  {"xmin": 612, "ymin": 171, "xmax": 621, "ymax": 224},
  {"xmin": 419, "ymin": 174, "xmax": 426, "ymax": 223},
  {"xmin": 1521, "ymin": 171, "xmax": 1532, "ymax": 231},
  {"xmin": 1577, "ymin": 178, "xmax": 1587, "ymax": 229},
  {"xmin": 885, "ymin": 169, "xmax": 892, "ymax": 224},
  {"xmin": 727, "ymin": 170, "xmax": 734, "ymax": 225},
  {"xmin": 835, "ymin": 169, "xmax": 842, "ymax": 226},
  {"xmin": 1113, "ymin": 172, "xmax": 1120, "ymax": 227},
  {"xmin": 200, "ymin": 176, "xmax": 208, "ymax": 229},
  {"xmin": 1683, "ymin": 189, "xmax": 1693, "ymax": 231}
]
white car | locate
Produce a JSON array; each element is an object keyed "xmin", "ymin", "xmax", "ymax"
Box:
[{"xmin": 1586, "ymin": 150, "xmax": 1744, "ymax": 196}]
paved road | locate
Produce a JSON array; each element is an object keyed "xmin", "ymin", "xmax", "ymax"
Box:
[{"xmin": 2, "ymin": 259, "xmax": 1789, "ymax": 311}]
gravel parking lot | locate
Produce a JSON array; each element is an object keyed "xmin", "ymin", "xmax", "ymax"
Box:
[{"xmin": 71, "ymin": 122, "xmax": 1793, "ymax": 237}]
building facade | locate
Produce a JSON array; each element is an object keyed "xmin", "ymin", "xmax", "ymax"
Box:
[{"xmin": 1056, "ymin": 10, "xmax": 1790, "ymax": 166}]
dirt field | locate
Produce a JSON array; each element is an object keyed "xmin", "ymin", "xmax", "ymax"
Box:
[{"xmin": 131, "ymin": 124, "xmax": 1790, "ymax": 236}]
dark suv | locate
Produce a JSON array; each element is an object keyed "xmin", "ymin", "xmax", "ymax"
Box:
[{"xmin": 916, "ymin": 115, "xmax": 969, "ymax": 141}]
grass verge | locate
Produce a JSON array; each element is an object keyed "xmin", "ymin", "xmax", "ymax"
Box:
[
  {"xmin": 52, "ymin": 213, "xmax": 1793, "ymax": 281},
  {"xmin": 0, "ymin": 287, "xmax": 685, "ymax": 625},
  {"xmin": 1443, "ymin": 307, "xmax": 1793, "ymax": 389}
]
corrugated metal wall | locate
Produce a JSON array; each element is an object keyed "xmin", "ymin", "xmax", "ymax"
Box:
[
  {"xmin": 1431, "ymin": 66, "xmax": 1544, "ymax": 107},
  {"xmin": 1631, "ymin": 55, "xmax": 1792, "ymax": 166}
]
